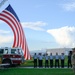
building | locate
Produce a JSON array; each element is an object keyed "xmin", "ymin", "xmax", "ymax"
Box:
[{"xmin": 46, "ymin": 48, "xmax": 72, "ymax": 55}]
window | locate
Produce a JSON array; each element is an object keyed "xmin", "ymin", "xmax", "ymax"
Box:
[
  {"xmin": 11, "ymin": 49, "xmax": 16, "ymax": 54},
  {"xmin": 5, "ymin": 49, "xmax": 8, "ymax": 54},
  {"xmin": 0, "ymin": 49, "xmax": 4, "ymax": 54},
  {"xmin": 18, "ymin": 49, "xmax": 20, "ymax": 54}
]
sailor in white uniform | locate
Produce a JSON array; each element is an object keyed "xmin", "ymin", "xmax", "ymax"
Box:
[
  {"xmin": 60, "ymin": 53, "xmax": 65, "ymax": 68},
  {"xmin": 38, "ymin": 53, "xmax": 43, "ymax": 68},
  {"xmin": 45, "ymin": 53, "xmax": 49, "ymax": 68},
  {"xmin": 55, "ymin": 53, "xmax": 60, "ymax": 68},
  {"xmin": 33, "ymin": 53, "xmax": 37, "ymax": 68},
  {"xmin": 49, "ymin": 53, "xmax": 54, "ymax": 68}
]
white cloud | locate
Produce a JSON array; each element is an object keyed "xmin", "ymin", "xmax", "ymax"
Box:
[
  {"xmin": 21, "ymin": 21, "xmax": 47, "ymax": 31},
  {"xmin": 0, "ymin": 35, "xmax": 13, "ymax": 46},
  {"xmin": 62, "ymin": 2, "xmax": 75, "ymax": 11},
  {"xmin": 0, "ymin": 30, "xmax": 10, "ymax": 34},
  {"xmin": 47, "ymin": 26, "xmax": 75, "ymax": 48},
  {"xmin": 0, "ymin": 21, "xmax": 14, "ymax": 47},
  {"xmin": 0, "ymin": 20, "xmax": 4, "ymax": 24},
  {"xmin": 0, "ymin": 20, "xmax": 3, "ymax": 24},
  {"xmin": 0, "ymin": 35, "xmax": 13, "ymax": 43}
]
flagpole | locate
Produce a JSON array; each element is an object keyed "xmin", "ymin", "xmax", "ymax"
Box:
[{"xmin": 0, "ymin": 0, "xmax": 8, "ymax": 8}]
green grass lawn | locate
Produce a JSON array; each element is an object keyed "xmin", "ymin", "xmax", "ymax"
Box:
[
  {"xmin": 0, "ymin": 68, "xmax": 74, "ymax": 75},
  {"xmin": 0, "ymin": 56, "xmax": 73, "ymax": 75}
]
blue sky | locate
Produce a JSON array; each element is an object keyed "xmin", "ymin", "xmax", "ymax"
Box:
[{"xmin": 0, "ymin": 0, "xmax": 75, "ymax": 51}]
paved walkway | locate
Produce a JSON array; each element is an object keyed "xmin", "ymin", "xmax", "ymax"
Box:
[{"xmin": 17, "ymin": 66, "xmax": 72, "ymax": 69}]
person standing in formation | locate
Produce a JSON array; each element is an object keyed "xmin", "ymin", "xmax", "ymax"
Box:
[
  {"xmin": 68, "ymin": 52, "xmax": 72, "ymax": 68},
  {"xmin": 38, "ymin": 53, "xmax": 43, "ymax": 68},
  {"xmin": 71, "ymin": 48, "xmax": 75, "ymax": 73},
  {"xmin": 60, "ymin": 53, "xmax": 65, "ymax": 68},
  {"xmin": 45, "ymin": 53, "xmax": 49, "ymax": 68},
  {"xmin": 55, "ymin": 52, "xmax": 60, "ymax": 68},
  {"xmin": 33, "ymin": 53, "xmax": 37, "ymax": 68},
  {"xmin": 49, "ymin": 53, "xmax": 54, "ymax": 68}
]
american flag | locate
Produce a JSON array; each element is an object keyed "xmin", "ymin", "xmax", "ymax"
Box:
[{"xmin": 0, "ymin": 4, "xmax": 31, "ymax": 60}]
